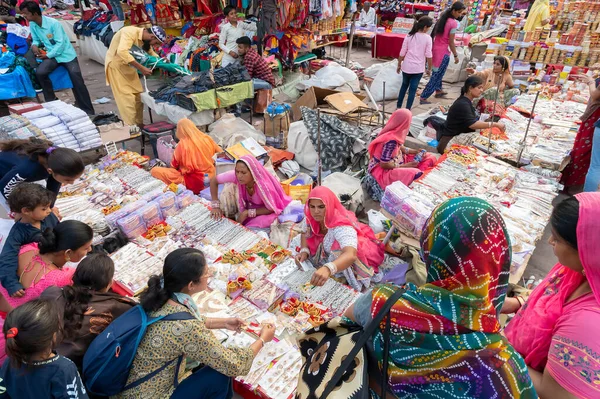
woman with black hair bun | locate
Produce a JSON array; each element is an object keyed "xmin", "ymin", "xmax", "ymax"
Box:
[
  {"xmin": 435, "ymin": 75, "xmax": 506, "ymax": 153},
  {"xmin": 41, "ymin": 253, "xmax": 136, "ymax": 370},
  {"xmin": 117, "ymin": 248, "xmax": 275, "ymax": 399},
  {"xmin": 504, "ymin": 193, "xmax": 600, "ymax": 398},
  {"xmin": 0, "ymin": 299, "xmax": 89, "ymax": 399},
  {"xmin": 0, "ymin": 138, "xmax": 84, "ymax": 211},
  {"xmin": 0, "ymin": 220, "xmax": 93, "ymax": 314}
]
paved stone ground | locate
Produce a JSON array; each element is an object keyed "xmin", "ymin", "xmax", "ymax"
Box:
[{"xmin": 60, "ymin": 43, "xmax": 555, "ymax": 284}]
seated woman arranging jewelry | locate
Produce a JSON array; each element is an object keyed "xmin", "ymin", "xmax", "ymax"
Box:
[
  {"xmin": 367, "ymin": 109, "xmax": 437, "ymax": 196},
  {"xmin": 435, "ymin": 75, "xmax": 506, "ymax": 153},
  {"xmin": 209, "ymin": 155, "xmax": 292, "ymax": 230},
  {"xmin": 344, "ymin": 197, "xmax": 537, "ymax": 398},
  {"xmin": 467, "ymin": 55, "xmax": 520, "ymax": 111},
  {"xmin": 292, "ymin": 186, "xmax": 384, "ymax": 292}
]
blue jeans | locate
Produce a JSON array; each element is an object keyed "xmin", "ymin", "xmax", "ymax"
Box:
[
  {"xmin": 584, "ymin": 124, "xmax": 600, "ymax": 192},
  {"xmin": 108, "ymin": 0, "xmax": 125, "ymax": 20},
  {"xmin": 170, "ymin": 366, "xmax": 233, "ymax": 399},
  {"xmin": 253, "ymin": 78, "xmax": 272, "ymax": 91},
  {"xmin": 397, "ymin": 72, "xmax": 423, "ymax": 109}
]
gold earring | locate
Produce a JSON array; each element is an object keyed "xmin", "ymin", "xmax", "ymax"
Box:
[{"xmin": 582, "ymin": 269, "xmax": 587, "ymax": 277}]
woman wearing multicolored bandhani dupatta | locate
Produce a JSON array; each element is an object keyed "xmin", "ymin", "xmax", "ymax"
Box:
[
  {"xmin": 504, "ymin": 193, "xmax": 600, "ymax": 399},
  {"xmin": 209, "ymin": 155, "xmax": 292, "ymax": 229},
  {"xmin": 345, "ymin": 197, "xmax": 537, "ymax": 398},
  {"xmin": 292, "ymin": 186, "xmax": 385, "ymax": 292}
]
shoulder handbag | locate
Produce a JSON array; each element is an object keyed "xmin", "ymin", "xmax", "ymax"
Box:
[{"xmin": 296, "ymin": 286, "xmax": 405, "ymax": 399}]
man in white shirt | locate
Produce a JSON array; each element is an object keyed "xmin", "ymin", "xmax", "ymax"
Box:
[
  {"xmin": 358, "ymin": 2, "xmax": 377, "ymax": 27},
  {"xmin": 219, "ymin": 6, "xmax": 257, "ymax": 67}
]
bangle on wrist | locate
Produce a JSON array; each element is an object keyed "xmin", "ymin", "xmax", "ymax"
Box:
[
  {"xmin": 300, "ymin": 247, "xmax": 310, "ymax": 256},
  {"xmin": 211, "ymin": 200, "xmax": 220, "ymax": 209},
  {"xmin": 516, "ymin": 296, "xmax": 525, "ymax": 308},
  {"xmin": 259, "ymin": 337, "xmax": 266, "ymax": 346},
  {"xmin": 324, "ymin": 262, "xmax": 337, "ymax": 275},
  {"xmin": 248, "ymin": 208, "xmax": 257, "ymax": 218}
]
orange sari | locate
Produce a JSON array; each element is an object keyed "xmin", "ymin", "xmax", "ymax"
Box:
[{"xmin": 151, "ymin": 119, "xmax": 222, "ymax": 194}]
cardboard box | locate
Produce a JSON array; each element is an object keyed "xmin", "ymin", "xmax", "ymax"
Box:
[
  {"xmin": 99, "ymin": 122, "xmax": 132, "ymax": 144},
  {"xmin": 324, "ymin": 92, "xmax": 368, "ymax": 114},
  {"xmin": 264, "ymin": 113, "xmax": 290, "ymax": 137},
  {"xmin": 292, "ymin": 87, "xmax": 366, "ymax": 121}
]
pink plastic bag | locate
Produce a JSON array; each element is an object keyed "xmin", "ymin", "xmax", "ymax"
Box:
[{"xmin": 157, "ymin": 136, "xmax": 176, "ymax": 166}]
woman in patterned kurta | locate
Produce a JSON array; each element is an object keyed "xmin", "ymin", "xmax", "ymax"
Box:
[
  {"xmin": 504, "ymin": 193, "xmax": 600, "ymax": 399},
  {"xmin": 116, "ymin": 248, "xmax": 275, "ymax": 399},
  {"xmin": 292, "ymin": 186, "xmax": 384, "ymax": 292},
  {"xmin": 345, "ymin": 197, "xmax": 537, "ymax": 398}
]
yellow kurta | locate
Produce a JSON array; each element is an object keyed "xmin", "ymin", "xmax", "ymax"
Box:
[{"xmin": 105, "ymin": 27, "xmax": 158, "ymax": 126}]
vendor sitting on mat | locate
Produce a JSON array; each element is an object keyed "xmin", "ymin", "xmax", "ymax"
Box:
[
  {"xmin": 20, "ymin": 1, "xmax": 94, "ymax": 116},
  {"xmin": 209, "ymin": 155, "xmax": 291, "ymax": 230},
  {"xmin": 236, "ymin": 36, "xmax": 275, "ymax": 91},
  {"xmin": 466, "ymin": 56, "xmax": 520, "ymax": 110},
  {"xmin": 151, "ymin": 119, "xmax": 222, "ymax": 194},
  {"xmin": 435, "ymin": 75, "xmax": 506, "ymax": 153},
  {"xmin": 292, "ymin": 186, "xmax": 384, "ymax": 292}
]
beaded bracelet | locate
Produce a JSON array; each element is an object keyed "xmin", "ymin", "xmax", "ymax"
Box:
[{"xmin": 211, "ymin": 201, "xmax": 221, "ymax": 209}]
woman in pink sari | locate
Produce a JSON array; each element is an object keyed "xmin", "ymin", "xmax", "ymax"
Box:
[
  {"xmin": 368, "ymin": 109, "xmax": 437, "ymax": 190},
  {"xmin": 0, "ymin": 220, "xmax": 93, "ymax": 362},
  {"xmin": 504, "ymin": 193, "xmax": 600, "ymax": 399},
  {"xmin": 209, "ymin": 155, "xmax": 292, "ymax": 229},
  {"xmin": 293, "ymin": 186, "xmax": 384, "ymax": 292}
]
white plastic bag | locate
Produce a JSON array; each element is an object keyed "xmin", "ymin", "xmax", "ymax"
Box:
[
  {"xmin": 370, "ymin": 60, "xmax": 403, "ymax": 102},
  {"xmin": 207, "ymin": 113, "xmax": 266, "ymax": 147},
  {"xmin": 297, "ymin": 63, "xmax": 358, "ymax": 90},
  {"xmin": 367, "ymin": 209, "xmax": 389, "ymax": 234},
  {"xmin": 287, "ymin": 121, "xmax": 318, "ymax": 170},
  {"xmin": 322, "ymin": 172, "xmax": 364, "ymax": 213}
]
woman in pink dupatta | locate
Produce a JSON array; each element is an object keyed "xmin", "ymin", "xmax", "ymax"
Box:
[
  {"xmin": 368, "ymin": 109, "xmax": 437, "ymax": 189},
  {"xmin": 293, "ymin": 186, "xmax": 384, "ymax": 292},
  {"xmin": 210, "ymin": 155, "xmax": 292, "ymax": 229},
  {"xmin": 0, "ymin": 220, "xmax": 93, "ymax": 363},
  {"xmin": 504, "ymin": 193, "xmax": 600, "ymax": 399}
]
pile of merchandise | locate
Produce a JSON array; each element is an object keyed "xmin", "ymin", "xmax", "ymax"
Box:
[
  {"xmin": 469, "ymin": 95, "xmax": 586, "ymax": 167},
  {"xmin": 150, "ymin": 63, "xmax": 253, "ymax": 112},
  {"xmin": 382, "ymin": 145, "xmax": 563, "ymax": 282},
  {"xmin": 0, "ymin": 100, "xmax": 102, "ymax": 151},
  {"xmin": 53, "ymin": 149, "xmax": 362, "ymax": 398}
]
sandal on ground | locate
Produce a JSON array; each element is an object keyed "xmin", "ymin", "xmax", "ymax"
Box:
[
  {"xmin": 434, "ymin": 91, "xmax": 448, "ymax": 98},
  {"xmin": 420, "ymin": 99, "xmax": 433, "ymax": 105}
]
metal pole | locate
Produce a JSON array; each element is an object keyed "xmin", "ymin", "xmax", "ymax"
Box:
[
  {"xmin": 382, "ymin": 81, "xmax": 386, "ymax": 125},
  {"xmin": 516, "ymin": 90, "xmax": 540, "ymax": 166},
  {"xmin": 346, "ymin": 17, "xmax": 357, "ymax": 66},
  {"xmin": 317, "ymin": 108, "xmax": 322, "ymax": 186},
  {"xmin": 487, "ymin": 74, "xmax": 503, "ymax": 154}
]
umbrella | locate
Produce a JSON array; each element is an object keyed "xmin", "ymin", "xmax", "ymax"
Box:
[{"xmin": 129, "ymin": 45, "xmax": 192, "ymax": 76}]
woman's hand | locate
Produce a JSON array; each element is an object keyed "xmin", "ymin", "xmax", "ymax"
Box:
[
  {"xmin": 454, "ymin": 54, "xmax": 460, "ymax": 64},
  {"xmin": 495, "ymin": 122, "xmax": 506, "ymax": 132},
  {"xmin": 310, "ymin": 266, "xmax": 332, "ymax": 286},
  {"xmin": 10, "ymin": 289, "xmax": 25, "ymax": 298},
  {"xmin": 52, "ymin": 207, "xmax": 62, "ymax": 220},
  {"xmin": 295, "ymin": 252, "xmax": 309, "ymax": 263},
  {"xmin": 575, "ymin": 74, "xmax": 594, "ymax": 85},
  {"xmin": 237, "ymin": 210, "xmax": 248, "ymax": 225},
  {"xmin": 466, "ymin": 67, "xmax": 475, "ymax": 74},
  {"xmin": 400, "ymin": 161, "xmax": 419, "ymax": 168},
  {"xmin": 396, "ymin": 65, "xmax": 402, "ymax": 74},
  {"xmin": 501, "ymin": 297, "xmax": 522, "ymax": 314},
  {"xmin": 139, "ymin": 66, "xmax": 153, "ymax": 76},
  {"xmin": 210, "ymin": 207, "xmax": 223, "ymax": 219},
  {"xmin": 229, "ymin": 51, "xmax": 238, "ymax": 58},
  {"xmin": 259, "ymin": 323, "xmax": 276, "ymax": 343},
  {"xmin": 224, "ymin": 317, "xmax": 246, "ymax": 333}
]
